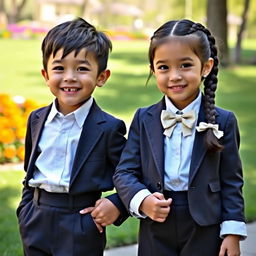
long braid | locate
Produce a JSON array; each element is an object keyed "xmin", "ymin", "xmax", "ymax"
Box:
[
  {"xmin": 148, "ymin": 19, "xmax": 224, "ymax": 151},
  {"xmin": 190, "ymin": 23, "xmax": 223, "ymax": 151}
]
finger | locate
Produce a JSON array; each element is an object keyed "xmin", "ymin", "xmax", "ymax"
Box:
[
  {"xmin": 79, "ymin": 207, "xmax": 94, "ymax": 214},
  {"xmin": 218, "ymin": 246, "xmax": 225, "ymax": 256},
  {"xmin": 167, "ymin": 198, "xmax": 172, "ymax": 205},
  {"xmin": 156, "ymin": 199, "xmax": 172, "ymax": 207},
  {"xmin": 94, "ymin": 220, "xmax": 104, "ymax": 233},
  {"xmin": 95, "ymin": 198, "xmax": 104, "ymax": 207},
  {"xmin": 152, "ymin": 192, "xmax": 165, "ymax": 200}
]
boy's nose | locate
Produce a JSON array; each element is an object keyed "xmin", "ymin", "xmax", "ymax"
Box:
[{"xmin": 64, "ymin": 72, "xmax": 77, "ymax": 82}]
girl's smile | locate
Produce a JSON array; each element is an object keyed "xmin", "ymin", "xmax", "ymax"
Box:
[{"xmin": 152, "ymin": 38, "xmax": 212, "ymax": 110}]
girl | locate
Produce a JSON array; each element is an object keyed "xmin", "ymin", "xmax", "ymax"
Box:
[{"xmin": 113, "ymin": 19, "xmax": 247, "ymax": 256}]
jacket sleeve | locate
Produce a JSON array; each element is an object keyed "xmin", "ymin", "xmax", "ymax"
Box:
[
  {"xmin": 16, "ymin": 113, "xmax": 34, "ymax": 217},
  {"xmin": 219, "ymin": 111, "xmax": 245, "ymax": 222},
  {"xmin": 105, "ymin": 119, "xmax": 129, "ymax": 225},
  {"xmin": 113, "ymin": 109, "xmax": 149, "ymax": 211}
]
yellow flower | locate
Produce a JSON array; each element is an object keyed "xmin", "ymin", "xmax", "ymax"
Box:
[{"xmin": 16, "ymin": 127, "xmax": 26, "ymax": 140}]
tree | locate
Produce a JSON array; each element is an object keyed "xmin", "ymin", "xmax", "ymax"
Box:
[
  {"xmin": 234, "ymin": 0, "xmax": 250, "ymax": 63},
  {"xmin": 0, "ymin": 0, "xmax": 27, "ymax": 23},
  {"xmin": 207, "ymin": 0, "xmax": 229, "ymax": 66}
]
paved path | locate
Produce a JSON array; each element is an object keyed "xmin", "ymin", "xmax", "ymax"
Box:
[{"xmin": 104, "ymin": 222, "xmax": 256, "ymax": 256}]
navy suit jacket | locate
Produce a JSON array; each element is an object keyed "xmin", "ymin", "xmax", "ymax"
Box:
[
  {"xmin": 114, "ymin": 97, "xmax": 245, "ymax": 226},
  {"xmin": 18, "ymin": 99, "xmax": 127, "ymax": 224}
]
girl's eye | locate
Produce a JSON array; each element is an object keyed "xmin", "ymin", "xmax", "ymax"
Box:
[
  {"xmin": 158, "ymin": 65, "xmax": 168, "ymax": 70},
  {"xmin": 52, "ymin": 66, "xmax": 64, "ymax": 71},
  {"xmin": 181, "ymin": 63, "xmax": 193, "ymax": 68},
  {"xmin": 77, "ymin": 66, "xmax": 89, "ymax": 71}
]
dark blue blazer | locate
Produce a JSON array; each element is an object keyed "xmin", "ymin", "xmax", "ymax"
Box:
[
  {"xmin": 114, "ymin": 97, "xmax": 245, "ymax": 226},
  {"xmin": 18, "ymin": 99, "xmax": 127, "ymax": 224}
]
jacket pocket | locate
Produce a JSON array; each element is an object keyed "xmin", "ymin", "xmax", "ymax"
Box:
[{"xmin": 209, "ymin": 181, "xmax": 221, "ymax": 192}]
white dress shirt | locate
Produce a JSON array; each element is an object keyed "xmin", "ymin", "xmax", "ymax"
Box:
[
  {"xmin": 29, "ymin": 97, "xmax": 93, "ymax": 193},
  {"xmin": 129, "ymin": 92, "xmax": 247, "ymax": 239}
]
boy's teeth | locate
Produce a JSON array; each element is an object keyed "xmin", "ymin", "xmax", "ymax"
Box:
[{"xmin": 63, "ymin": 88, "xmax": 78, "ymax": 92}]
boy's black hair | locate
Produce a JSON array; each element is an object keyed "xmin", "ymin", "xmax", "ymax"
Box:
[
  {"xmin": 41, "ymin": 17, "xmax": 112, "ymax": 75},
  {"xmin": 148, "ymin": 19, "xmax": 223, "ymax": 152}
]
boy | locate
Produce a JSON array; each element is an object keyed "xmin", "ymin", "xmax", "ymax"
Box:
[{"xmin": 17, "ymin": 17, "xmax": 127, "ymax": 256}]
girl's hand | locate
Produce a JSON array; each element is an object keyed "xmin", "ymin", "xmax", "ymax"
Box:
[
  {"xmin": 219, "ymin": 234, "xmax": 241, "ymax": 256},
  {"xmin": 139, "ymin": 192, "xmax": 172, "ymax": 222},
  {"xmin": 80, "ymin": 198, "xmax": 120, "ymax": 230}
]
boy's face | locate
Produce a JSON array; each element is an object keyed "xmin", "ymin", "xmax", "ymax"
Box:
[{"xmin": 42, "ymin": 48, "xmax": 110, "ymax": 115}]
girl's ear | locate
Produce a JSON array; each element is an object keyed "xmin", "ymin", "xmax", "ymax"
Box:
[
  {"xmin": 150, "ymin": 64, "xmax": 155, "ymax": 74},
  {"xmin": 41, "ymin": 69, "xmax": 49, "ymax": 81},
  {"xmin": 202, "ymin": 57, "xmax": 214, "ymax": 77},
  {"xmin": 96, "ymin": 69, "xmax": 111, "ymax": 87}
]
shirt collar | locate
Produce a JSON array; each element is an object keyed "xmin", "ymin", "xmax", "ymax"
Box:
[
  {"xmin": 165, "ymin": 91, "xmax": 202, "ymax": 116},
  {"xmin": 46, "ymin": 97, "xmax": 94, "ymax": 128}
]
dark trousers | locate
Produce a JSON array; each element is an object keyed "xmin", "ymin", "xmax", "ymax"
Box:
[
  {"xmin": 18, "ymin": 188, "xmax": 105, "ymax": 256},
  {"xmin": 138, "ymin": 191, "xmax": 222, "ymax": 256}
]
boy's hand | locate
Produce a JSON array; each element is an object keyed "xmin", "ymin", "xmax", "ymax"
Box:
[
  {"xmin": 139, "ymin": 192, "xmax": 172, "ymax": 222},
  {"xmin": 219, "ymin": 234, "xmax": 240, "ymax": 256},
  {"xmin": 80, "ymin": 198, "xmax": 120, "ymax": 230}
]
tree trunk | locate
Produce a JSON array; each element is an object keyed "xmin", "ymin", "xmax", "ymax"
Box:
[
  {"xmin": 234, "ymin": 0, "xmax": 250, "ymax": 63},
  {"xmin": 9, "ymin": 0, "xmax": 27, "ymax": 23},
  {"xmin": 207, "ymin": 0, "xmax": 229, "ymax": 66}
]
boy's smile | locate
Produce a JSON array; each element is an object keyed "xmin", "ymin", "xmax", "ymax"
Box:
[{"xmin": 42, "ymin": 48, "xmax": 110, "ymax": 115}]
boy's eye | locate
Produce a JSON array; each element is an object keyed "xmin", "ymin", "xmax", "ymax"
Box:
[
  {"xmin": 52, "ymin": 66, "xmax": 64, "ymax": 71},
  {"xmin": 77, "ymin": 66, "xmax": 90, "ymax": 71},
  {"xmin": 181, "ymin": 63, "xmax": 193, "ymax": 68}
]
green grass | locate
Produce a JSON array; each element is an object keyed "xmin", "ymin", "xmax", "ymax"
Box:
[{"xmin": 0, "ymin": 38, "xmax": 256, "ymax": 254}]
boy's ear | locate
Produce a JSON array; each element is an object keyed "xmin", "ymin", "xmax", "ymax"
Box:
[
  {"xmin": 41, "ymin": 69, "xmax": 49, "ymax": 81},
  {"xmin": 96, "ymin": 69, "xmax": 111, "ymax": 87}
]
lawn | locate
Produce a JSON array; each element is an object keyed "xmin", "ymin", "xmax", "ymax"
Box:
[{"xmin": 0, "ymin": 38, "xmax": 256, "ymax": 255}]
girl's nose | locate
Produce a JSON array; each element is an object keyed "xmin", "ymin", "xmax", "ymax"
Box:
[{"xmin": 169, "ymin": 69, "xmax": 182, "ymax": 81}]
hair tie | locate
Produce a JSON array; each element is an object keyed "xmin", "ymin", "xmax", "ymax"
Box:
[{"xmin": 196, "ymin": 122, "xmax": 224, "ymax": 139}]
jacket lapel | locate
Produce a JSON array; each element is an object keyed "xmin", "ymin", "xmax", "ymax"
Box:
[
  {"xmin": 70, "ymin": 101, "xmax": 104, "ymax": 186},
  {"xmin": 188, "ymin": 102, "xmax": 207, "ymax": 184},
  {"xmin": 143, "ymin": 98, "xmax": 165, "ymax": 179},
  {"xmin": 27, "ymin": 105, "xmax": 51, "ymax": 174}
]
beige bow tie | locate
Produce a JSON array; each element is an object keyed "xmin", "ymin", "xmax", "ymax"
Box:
[{"xmin": 161, "ymin": 110, "xmax": 196, "ymax": 137}]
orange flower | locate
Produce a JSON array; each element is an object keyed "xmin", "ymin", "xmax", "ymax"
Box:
[
  {"xmin": 0, "ymin": 128, "xmax": 16, "ymax": 144},
  {"xmin": 17, "ymin": 145, "xmax": 25, "ymax": 161},
  {"xmin": 0, "ymin": 94, "xmax": 41, "ymax": 163},
  {"xmin": 0, "ymin": 116, "xmax": 10, "ymax": 129},
  {"xmin": 3, "ymin": 146, "xmax": 16, "ymax": 159}
]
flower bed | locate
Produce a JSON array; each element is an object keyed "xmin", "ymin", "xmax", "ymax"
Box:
[{"xmin": 0, "ymin": 94, "xmax": 39, "ymax": 164}]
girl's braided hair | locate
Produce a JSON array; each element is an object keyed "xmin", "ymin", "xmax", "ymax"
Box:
[{"xmin": 148, "ymin": 19, "xmax": 223, "ymax": 152}]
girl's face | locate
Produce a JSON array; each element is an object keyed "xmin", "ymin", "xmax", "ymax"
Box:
[{"xmin": 152, "ymin": 39, "xmax": 213, "ymax": 109}]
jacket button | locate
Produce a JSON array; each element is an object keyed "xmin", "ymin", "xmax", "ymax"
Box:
[{"xmin": 156, "ymin": 182, "xmax": 162, "ymax": 190}]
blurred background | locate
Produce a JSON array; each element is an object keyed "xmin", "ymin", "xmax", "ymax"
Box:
[{"xmin": 0, "ymin": 0, "xmax": 256, "ymax": 255}]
